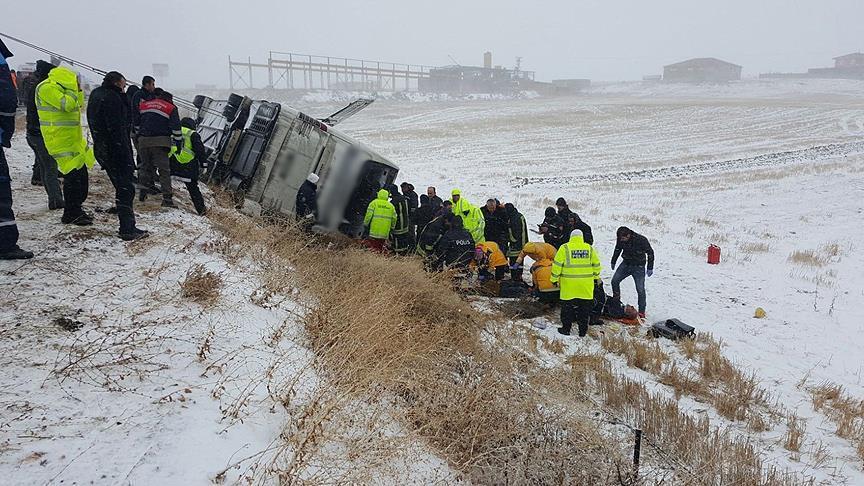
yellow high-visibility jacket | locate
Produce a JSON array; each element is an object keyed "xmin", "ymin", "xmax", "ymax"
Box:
[
  {"xmin": 364, "ymin": 189, "xmax": 397, "ymax": 239},
  {"xmin": 476, "ymin": 241, "xmax": 508, "ymax": 270},
  {"xmin": 518, "ymin": 242, "xmax": 558, "ymax": 291},
  {"xmin": 550, "ymin": 234, "xmax": 601, "ymax": 300},
  {"xmin": 35, "ymin": 67, "xmax": 94, "ymax": 174},
  {"xmin": 461, "ymin": 205, "xmax": 486, "ymax": 244}
]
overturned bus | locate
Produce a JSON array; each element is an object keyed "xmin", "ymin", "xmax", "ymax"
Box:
[{"xmin": 191, "ymin": 94, "xmax": 398, "ymax": 237}]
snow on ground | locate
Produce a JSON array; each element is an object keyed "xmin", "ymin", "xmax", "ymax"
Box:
[
  {"xmin": 331, "ymin": 85, "xmax": 864, "ymax": 482},
  {"xmin": 0, "ymin": 135, "xmax": 454, "ymax": 485},
  {"xmin": 3, "ymin": 79, "xmax": 864, "ymax": 483}
]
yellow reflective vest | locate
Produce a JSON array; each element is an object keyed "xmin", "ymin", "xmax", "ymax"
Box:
[
  {"xmin": 550, "ymin": 234, "xmax": 601, "ymax": 300},
  {"xmin": 35, "ymin": 67, "xmax": 95, "ymax": 175},
  {"xmin": 460, "ymin": 205, "xmax": 485, "ymax": 244},
  {"xmin": 169, "ymin": 126, "xmax": 195, "ymax": 164},
  {"xmin": 364, "ymin": 189, "xmax": 397, "ymax": 239}
]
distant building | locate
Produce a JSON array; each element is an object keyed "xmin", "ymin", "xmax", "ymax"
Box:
[
  {"xmin": 418, "ymin": 52, "xmax": 535, "ymax": 94},
  {"xmin": 663, "ymin": 58, "xmax": 742, "ymax": 83},
  {"xmin": 833, "ymin": 52, "xmax": 864, "ymax": 69},
  {"xmin": 762, "ymin": 52, "xmax": 864, "ymax": 80}
]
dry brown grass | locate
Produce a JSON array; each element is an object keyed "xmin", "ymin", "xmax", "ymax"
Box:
[
  {"xmin": 207, "ymin": 206, "xmax": 631, "ymax": 484},
  {"xmin": 204, "ymin": 196, "xmax": 811, "ymax": 484},
  {"xmin": 739, "ymin": 242, "xmax": 771, "ymax": 254},
  {"xmin": 784, "ymin": 413, "xmax": 805, "ymax": 452},
  {"xmin": 180, "ymin": 263, "xmax": 223, "ymax": 307},
  {"xmin": 601, "ymin": 333, "xmax": 668, "ymax": 374},
  {"xmin": 807, "ymin": 381, "xmax": 864, "ymax": 461},
  {"xmin": 788, "ymin": 249, "xmax": 829, "ymax": 267}
]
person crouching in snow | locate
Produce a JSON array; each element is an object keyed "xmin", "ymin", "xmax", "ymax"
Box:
[
  {"xmin": 169, "ymin": 117, "xmax": 207, "ymax": 215},
  {"xmin": 550, "ymin": 229, "xmax": 602, "ymax": 337},
  {"xmin": 474, "ymin": 240, "xmax": 509, "ymax": 281}
]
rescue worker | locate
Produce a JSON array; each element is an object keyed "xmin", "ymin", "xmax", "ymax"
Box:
[
  {"xmin": 474, "ymin": 240, "xmax": 509, "ymax": 280},
  {"xmin": 388, "ymin": 183, "xmax": 414, "ymax": 255},
  {"xmin": 416, "ymin": 211, "xmax": 451, "ymax": 261},
  {"xmin": 539, "ymin": 207, "xmax": 566, "ymax": 248},
  {"xmin": 0, "ymin": 39, "xmax": 34, "ymax": 260},
  {"xmin": 556, "ymin": 197, "xmax": 594, "ymax": 245},
  {"xmin": 169, "ymin": 117, "xmax": 208, "ymax": 215},
  {"xmin": 436, "ymin": 200, "xmax": 453, "ymax": 217},
  {"xmin": 550, "ymin": 229, "xmax": 602, "ymax": 337},
  {"xmin": 505, "ymin": 203, "xmax": 528, "ymax": 280},
  {"xmin": 449, "ymin": 188, "xmax": 472, "ymax": 215},
  {"xmin": 295, "ymin": 172, "xmax": 318, "ymax": 221},
  {"xmin": 426, "ymin": 186, "xmax": 443, "ymax": 210},
  {"xmin": 23, "ymin": 60, "xmax": 63, "ymax": 210},
  {"xmin": 36, "ymin": 66, "xmax": 96, "ymax": 225},
  {"xmin": 610, "ymin": 226, "xmax": 655, "ymax": 318},
  {"xmin": 481, "ymin": 198, "xmax": 510, "ymax": 254},
  {"xmin": 135, "ymin": 88, "xmax": 182, "ymax": 207},
  {"xmin": 516, "ymin": 242, "xmax": 559, "ymax": 304},
  {"xmin": 400, "ymin": 182, "xmax": 418, "ymax": 239},
  {"xmin": 462, "ymin": 205, "xmax": 486, "ymax": 245},
  {"xmin": 434, "ymin": 215, "xmax": 474, "ymax": 271},
  {"xmin": 363, "ymin": 188, "xmax": 396, "ymax": 253},
  {"xmin": 87, "ymin": 71, "xmax": 148, "ymax": 240}
]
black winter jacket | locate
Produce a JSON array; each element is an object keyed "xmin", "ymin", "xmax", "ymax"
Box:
[
  {"xmin": 482, "ymin": 205, "xmax": 510, "ymax": 244},
  {"xmin": 295, "ymin": 180, "xmax": 317, "ymax": 219},
  {"xmin": 0, "ymin": 53, "xmax": 16, "ymax": 148},
  {"xmin": 612, "ymin": 232, "xmax": 655, "ymax": 270},
  {"xmin": 170, "ymin": 130, "xmax": 207, "ymax": 182},
  {"xmin": 435, "ymin": 228, "xmax": 475, "ymax": 269},
  {"xmin": 539, "ymin": 214, "xmax": 566, "ymax": 248},
  {"xmin": 87, "ymin": 82, "xmax": 134, "ymax": 169}
]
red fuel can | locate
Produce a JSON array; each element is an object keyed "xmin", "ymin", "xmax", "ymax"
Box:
[{"xmin": 707, "ymin": 245, "xmax": 721, "ymax": 264}]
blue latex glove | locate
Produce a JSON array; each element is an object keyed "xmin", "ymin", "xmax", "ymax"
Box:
[{"xmin": 646, "ymin": 269, "xmax": 653, "ymax": 277}]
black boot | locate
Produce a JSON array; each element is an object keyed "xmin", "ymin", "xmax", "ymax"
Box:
[
  {"xmin": 161, "ymin": 198, "xmax": 177, "ymax": 208},
  {"xmin": 0, "ymin": 245, "xmax": 34, "ymax": 260}
]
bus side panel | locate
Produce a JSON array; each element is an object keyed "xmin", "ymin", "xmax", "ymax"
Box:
[
  {"xmin": 257, "ymin": 121, "xmax": 328, "ymax": 217},
  {"xmin": 244, "ymin": 113, "xmax": 296, "ymax": 205}
]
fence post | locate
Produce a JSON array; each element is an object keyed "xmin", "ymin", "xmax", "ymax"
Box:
[{"xmin": 633, "ymin": 429, "xmax": 642, "ymax": 477}]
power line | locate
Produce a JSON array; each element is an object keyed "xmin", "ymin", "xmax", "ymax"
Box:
[{"xmin": 0, "ymin": 31, "xmax": 213, "ymax": 116}]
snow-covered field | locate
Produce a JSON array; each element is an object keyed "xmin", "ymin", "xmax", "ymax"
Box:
[{"xmin": 2, "ymin": 79, "xmax": 864, "ymax": 483}]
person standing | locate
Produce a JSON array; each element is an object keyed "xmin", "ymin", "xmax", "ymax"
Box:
[
  {"xmin": 414, "ymin": 194, "xmax": 435, "ymax": 237},
  {"xmin": 481, "ymin": 198, "xmax": 509, "ymax": 254},
  {"xmin": 426, "ymin": 186, "xmax": 443, "ymax": 210},
  {"xmin": 556, "ymin": 197, "xmax": 593, "ymax": 245},
  {"xmin": 400, "ymin": 182, "xmax": 418, "ymax": 239},
  {"xmin": 610, "ymin": 226, "xmax": 654, "ymax": 318},
  {"xmin": 87, "ymin": 71, "xmax": 148, "ymax": 240},
  {"xmin": 388, "ymin": 184, "xmax": 414, "ymax": 255},
  {"xmin": 130, "ymin": 76, "xmax": 155, "ymax": 190},
  {"xmin": 539, "ymin": 207, "xmax": 566, "ymax": 248},
  {"xmin": 36, "ymin": 66, "xmax": 96, "ymax": 225},
  {"xmin": 504, "ymin": 203, "xmax": 528, "ymax": 280},
  {"xmin": 169, "ymin": 117, "xmax": 208, "ymax": 215},
  {"xmin": 295, "ymin": 172, "xmax": 318, "ymax": 221},
  {"xmin": 0, "ymin": 39, "xmax": 33, "ymax": 260},
  {"xmin": 363, "ymin": 188, "xmax": 397, "ymax": 253},
  {"xmin": 135, "ymin": 89, "xmax": 183, "ymax": 207},
  {"xmin": 550, "ymin": 229, "xmax": 602, "ymax": 337},
  {"xmin": 23, "ymin": 60, "xmax": 63, "ymax": 209}
]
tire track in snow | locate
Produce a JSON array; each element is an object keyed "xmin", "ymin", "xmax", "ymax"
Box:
[{"xmin": 511, "ymin": 141, "xmax": 864, "ymax": 188}]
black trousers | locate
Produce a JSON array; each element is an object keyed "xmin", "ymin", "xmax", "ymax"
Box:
[
  {"xmin": 62, "ymin": 167, "xmax": 89, "ymax": 219},
  {"xmin": 560, "ymin": 298, "xmax": 593, "ymax": 337},
  {"xmin": 104, "ymin": 164, "xmax": 138, "ymax": 234},
  {"xmin": 0, "ymin": 147, "xmax": 19, "ymax": 251},
  {"xmin": 508, "ymin": 255, "xmax": 523, "ymax": 281}
]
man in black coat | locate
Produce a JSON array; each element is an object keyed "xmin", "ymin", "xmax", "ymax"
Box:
[
  {"xmin": 556, "ymin": 197, "xmax": 593, "ymax": 245},
  {"xmin": 610, "ymin": 226, "xmax": 655, "ymax": 318},
  {"xmin": 539, "ymin": 207, "xmax": 566, "ymax": 248},
  {"xmin": 400, "ymin": 182, "xmax": 419, "ymax": 239},
  {"xmin": 87, "ymin": 71, "xmax": 148, "ymax": 240},
  {"xmin": 434, "ymin": 215, "xmax": 474, "ymax": 270},
  {"xmin": 505, "ymin": 203, "xmax": 528, "ymax": 279},
  {"xmin": 481, "ymin": 198, "xmax": 510, "ymax": 254},
  {"xmin": 295, "ymin": 172, "xmax": 318, "ymax": 220},
  {"xmin": 414, "ymin": 194, "xmax": 435, "ymax": 236},
  {"xmin": 23, "ymin": 60, "xmax": 64, "ymax": 209},
  {"xmin": 0, "ymin": 40, "xmax": 34, "ymax": 260}
]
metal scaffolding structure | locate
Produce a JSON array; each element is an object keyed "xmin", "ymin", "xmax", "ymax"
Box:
[{"xmin": 229, "ymin": 52, "xmax": 437, "ymax": 92}]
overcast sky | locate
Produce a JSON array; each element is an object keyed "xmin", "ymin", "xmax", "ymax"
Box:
[{"xmin": 3, "ymin": 0, "xmax": 863, "ymax": 87}]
